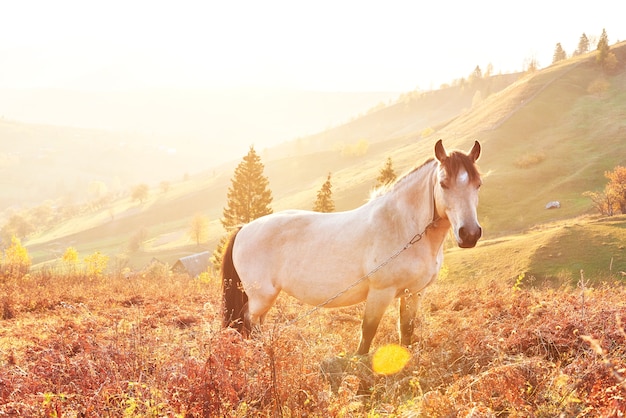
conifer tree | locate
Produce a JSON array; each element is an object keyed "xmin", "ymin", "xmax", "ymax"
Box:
[
  {"xmin": 468, "ymin": 65, "xmax": 482, "ymax": 86},
  {"xmin": 375, "ymin": 157, "xmax": 397, "ymax": 188},
  {"xmin": 596, "ymin": 28, "xmax": 610, "ymax": 67},
  {"xmin": 212, "ymin": 146, "xmax": 273, "ymax": 270},
  {"xmin": 313, "ymin": 173, "xmax": 335, "ymax": 213},
  {"xmin": 552, "ymin": 43, "xmax": 566, "ymax": 63},
  {"xmin": 574, "ymin": 33, "xmax": 590, "ymax": 56},
  {"xmin": 222, "ymin": 146, "xmax": 273, "ymax": 227}
]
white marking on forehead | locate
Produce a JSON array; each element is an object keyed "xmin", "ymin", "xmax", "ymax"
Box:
[
  {"xmin": 457, "ymin": 170, "xmax": 469, "ymax": 183},
  {"xmin": 457, "ymin": 170, "xmax": 469, "ymax": 185}
]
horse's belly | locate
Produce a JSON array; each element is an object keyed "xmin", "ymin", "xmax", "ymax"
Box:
[
  {"xmin": 372, "ymin": 251, "xmax": 442, "ymax": 293},
  {"xmin": 280, "ymin": 273, "xmax": 370, "ymax": 308}
]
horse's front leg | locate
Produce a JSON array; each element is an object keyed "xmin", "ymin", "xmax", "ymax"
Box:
[
  {"xmin": 399, "ymin": 290, "xmax": 422, "ymax": 347},
  {"xmin": 357, "ymin": 288, "xmax": 396, "ymax": 355},
  {"xmin": 246, "ymin": 289, "xmax": 279, "ymax": 337}
]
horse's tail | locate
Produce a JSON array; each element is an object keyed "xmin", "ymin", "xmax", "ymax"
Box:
[{"xmin": 221, "ymin": 227, "xmax": 249, "ymax": 335}]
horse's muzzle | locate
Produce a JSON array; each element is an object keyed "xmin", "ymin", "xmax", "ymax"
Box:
[{"xmin": 458, "ymin": 225, "xmax": 482, "ymax": 248}]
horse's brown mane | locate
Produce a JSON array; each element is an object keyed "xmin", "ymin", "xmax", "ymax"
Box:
[
  {"xmin": 443, "ymin": 151, "xmax": 481, "ymax": 183},
  {"xmin": 370, "ymin": 158, "xmax": 436, "ymax": 199}
]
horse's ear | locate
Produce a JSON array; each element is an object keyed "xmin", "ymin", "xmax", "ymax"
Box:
[
  {"xmin": 434, "ymin": 139, "xmax": 447, "ymax": 163},
  {"xmin": 468, "ymin": 141, "xmax": 481, "ymax": 162}
]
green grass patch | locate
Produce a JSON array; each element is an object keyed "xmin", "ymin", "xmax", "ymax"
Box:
[{"xmin": 444, "ymin": 215, "xmax": 626, "ymax": 286}]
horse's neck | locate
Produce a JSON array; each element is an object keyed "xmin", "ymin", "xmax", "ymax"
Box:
[{"xmin": 375, "ymin": 161, "xmax": 438, "ymax": 235}]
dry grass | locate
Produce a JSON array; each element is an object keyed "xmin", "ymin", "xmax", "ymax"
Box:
[{"xmin": 1, "ymin": 271, "xmax": 625, "ymax": 416}]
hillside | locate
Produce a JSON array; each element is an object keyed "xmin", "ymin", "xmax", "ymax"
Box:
[
  {"xmin": 445, "ymin": 214, "xmax": 626, "ymax": 284},
  {"xmin": 0, "ymin": 89, "xmax": 400, "ymax": 209},
  {"xmin": 269, "ymin": 73, "xmax": 520, "ymax": 156},
  {"xmin": 21, "ymin": 77, "xmax": 521, "ymax": 268},
  {"xmin": 19, "ymin": 41, "xmax": 626, "ymax": 275}
]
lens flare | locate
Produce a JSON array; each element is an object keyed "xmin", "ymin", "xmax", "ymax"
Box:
[{"xmin": 371, "ymin": 344, "xmax": 411, "ymax": 375}]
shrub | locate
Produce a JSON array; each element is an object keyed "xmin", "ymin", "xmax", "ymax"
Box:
[
  {"xmin": 515, "ymin": 151, "xmax": 546, "ymax": 169},
  {"xmin": 1, "ymin": 235, "xmax": 31, "ymax": 279}
]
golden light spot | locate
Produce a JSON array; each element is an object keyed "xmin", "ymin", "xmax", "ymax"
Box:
[{"xmin": 371, "ymin": 344, "xmax": 411, "ymax": 375}]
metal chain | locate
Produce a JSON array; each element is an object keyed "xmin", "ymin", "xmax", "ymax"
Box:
[{"xmin": 285, "ymin": 218, "xmax": 439, "ymax": 326}]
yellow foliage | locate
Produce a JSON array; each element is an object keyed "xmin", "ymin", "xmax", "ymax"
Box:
[
  {"xmin": 2, "ymin": 235, "xmax": 31, "ymax": 278},
  {"xmin": 337, "ymin": 139, "xmax": 370, "ymax": 157},
  {"xmin": 62, "ymin": 247, "xmax": 79, "ymax": 264},
  {"xmin": 421, "ymin": 127, "xmax": 435, "ymax": 138},
  {"xmin": 84, "ymin": 251, "xmax": 109, "ymax": 277},
  {"xmin": 60, "ymin": 247, "xmax": 80, "ymax": 275}
]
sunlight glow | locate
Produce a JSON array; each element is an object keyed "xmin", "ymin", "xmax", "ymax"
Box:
[{"xmin": 1, "ymin": 1, "xmax": 624, "ymax": 92}]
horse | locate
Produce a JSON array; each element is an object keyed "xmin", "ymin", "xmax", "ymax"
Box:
[{"xmin": 221, "ymin": 139, "xmax": 482, "ymax": 354}]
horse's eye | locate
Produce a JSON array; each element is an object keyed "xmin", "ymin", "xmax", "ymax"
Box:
[{"xmin": 440, "ymin": 181, "xmax": 448, "ymax": 190}]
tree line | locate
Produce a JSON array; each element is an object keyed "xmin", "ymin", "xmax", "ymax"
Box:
[{"xmin": 552, "ymin": 29, "xmax": 619, "ymax": 73}]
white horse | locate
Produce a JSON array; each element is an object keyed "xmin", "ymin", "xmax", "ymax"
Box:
[{"xmin": 222, "ymin": 140, "xmax": 482, "ymax": 354}]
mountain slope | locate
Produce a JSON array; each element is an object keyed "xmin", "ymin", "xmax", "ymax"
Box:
[{"xmin": 23, "ymin": 41, "xmax": 626, "ymax": 273}]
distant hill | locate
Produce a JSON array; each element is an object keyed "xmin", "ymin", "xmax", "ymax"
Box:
[
  {"xmin": 0, "ymin": 120, "xmax": 192, "ymax": 208},
  {"xmin": 0, "ymin": 89, "xmax": 401, "ymax": 209},
  {"xmin": 17, "ymin": 41, "xmax": 626, "ymax": 276}
]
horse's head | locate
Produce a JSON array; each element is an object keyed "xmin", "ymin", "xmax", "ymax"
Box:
[{"xmin": 434, "ymin": 139, "xmax": 482, "ymax": 248}]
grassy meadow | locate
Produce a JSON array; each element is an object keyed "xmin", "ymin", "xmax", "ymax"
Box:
[
  {"xmin": 444, "ymin": 215, "xmax": 626, "ymax": 286},
  {"xmin": 1, "ymin": 267, "xmax": 625, "ymax": 416}
]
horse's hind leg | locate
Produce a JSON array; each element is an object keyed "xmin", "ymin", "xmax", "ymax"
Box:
[
  {"xmin": 399, "ymin": 290, "xmax": 422, "ymax": 347},
  {"xmin": 357, "ymin": 288, "xmax": 396, "ymax": 355}
]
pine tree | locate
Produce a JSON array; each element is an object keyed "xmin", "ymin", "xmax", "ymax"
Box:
[
  {"xmin": 212, "ymin": 234, "xmax": 230, "ymax": 272},
  {"xmin": 222, "ymin": 146, "xmax": 273, "ymax": 228},
  {"xmin": 375, "ymin": 157, "xmax": 397, "ymax": 188},
  {"xmin": 212, "ymin": 146, "xmax": 273, "ymax": 270},
  {"xmin": 574, "ymin": 33, "xmax": 590, "ymax": 56},
  {"xmin": 552, "ymin": 43, "xmax": 566, "ymax": 63},
  {"xmin": 313, "ymin": 173, "xmax": 335, "ymax": 213},
  {"xmin": 468, "ymin": 65, "xmax": 482, "ymax": 85},
  {"xmin": 596, "ymin": 28, "xmax": 610, "ymax": 67}
]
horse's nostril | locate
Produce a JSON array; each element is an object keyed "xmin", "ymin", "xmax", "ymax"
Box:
[{"xmin": 459, "ymin": 226, "xmax": 481, "ymax": 245}]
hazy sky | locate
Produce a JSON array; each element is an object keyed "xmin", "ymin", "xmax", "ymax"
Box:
[{"xmin": 2, "ymin": 0, "xmax": 625, "ymax": 93}]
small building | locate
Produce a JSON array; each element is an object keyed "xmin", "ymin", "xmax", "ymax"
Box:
[{"xmin": 171, "ymin": 251, "xmax": 211, "ymax": 278}]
